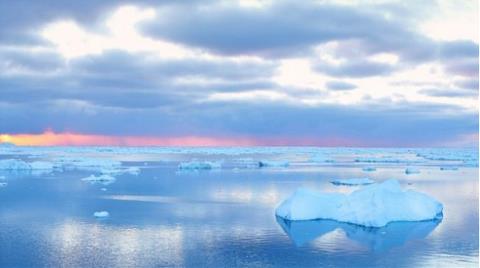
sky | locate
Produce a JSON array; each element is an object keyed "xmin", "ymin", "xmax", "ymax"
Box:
[{"xmin": 0, "ymin": 0, "xmax": 478, "ymax": 147}]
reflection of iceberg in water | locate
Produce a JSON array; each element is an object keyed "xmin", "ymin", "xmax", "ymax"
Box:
[{"xmin": 276, "ymin": 216, "xmax": 441, "ymax": 252}]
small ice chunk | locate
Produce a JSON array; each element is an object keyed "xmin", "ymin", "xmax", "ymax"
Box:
[
  {"xmin": 0, "ymin": 182, "xmax": 7, "ymax": 187},
  {"xmin": 440, "ymin": 167, "xmax": 458, "ymax": 171},
  {"xmin": 331, "ymin": 178, "xmax": 375, "ymax": 186},
  {"xmin": 362, "ymin": 167, "xmax": 376, "ymax": 172},
  {"xmin": 405, "ymin": 167, "xmax": 420, "ymax": 174},
  {"xmin": 276, "ymin": 179, "xmax": 443, "ymax": 227},
  {"xmin": 310, "ymin": 155, "xmax": 334, "ymax": 163},
  {"xmin": 100, "ymin": 166, "xmax": 141, "ymax": 176},
  {"xmin": 81, "ymin": 174, "xmax": 116, "ymax": 185},
  {"xmin": 178, "ymin": 161, "xmax": 222, "ymax": 170},
  {"xmin": 93, "ymin": 211, "xmax": 109, "ymax": 218},
  {"xmin": 100, "ymin": 188, "xmax": 107, "ymax": 191},
  {"xmin": 258, "ymin": 160, "xmax": 289, "ymax": 168}
]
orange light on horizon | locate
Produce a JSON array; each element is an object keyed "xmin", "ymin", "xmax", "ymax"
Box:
[{"xmin": 0, "ymin": 131, "xmax": 258, "ymax": 146}]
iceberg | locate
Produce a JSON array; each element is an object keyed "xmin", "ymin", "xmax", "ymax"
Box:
[
  {"xmin": 276, "ymin": 216, "xmax": 441, "ymax": 251},
  {"xmin": 178, "ymin": 161, "xmax": 222, "ymax": 170},
  {"xmin": 362, "ymin": 166, "xmax": 376, "ymax": 172},
  {"xmin": 100, "ymin": 166, "xmax": 141, "ymax": 176},
  {"xmin": 440, "ymin": 166, "xmax": 458, "ymax": 171},
  {"xmin": 275, "ymin": 179, "xmax": 443, "ymax": 227},
  {"xmin": 81, "ymin": 174, "xmax": 116, "ymax": 185},
  {"xmin": 93, "ymin": 211, "xmax": 109, "ymax": 218},
  {"xmin": 54, "ymin": 157, "xmax": 122, "ymax": 172},
  {"xmin": 0, "ymin": 159, "xmax": 58, "ymax": 174},
  {"xmin": 0, "ymin": 159, "xmax": 32, "ymax": 170},
  {"xmin": 405, "ymin": 167, "xmax": 420, "ymax": 174},
  {"xmin": 258, "ymin": 160, "xmax": 289, "ymax": 168},
  {"xmin": 330, "ymin": 178, "xmax": 375, "ymax": 186},
  {"xmin": 310, "ymin": 155, "xmax": 334, "ymax": 163}
]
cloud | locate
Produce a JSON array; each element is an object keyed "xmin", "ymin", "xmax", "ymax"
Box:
[
  {"xmin": 325, "ymin": 80, "xmax": 357, "ymax": 90},
  {"xmin": 419, "ymin": 88, "xmax": 478, "ymax": 98},
  {"xmin": 454, "ymin": 79, "xmax": 479, "ymax": 90},
  {"xmin": 0, "ymin": 1, "xmax": 478, "ymax": 146},
  {"xmin": 1, "ymin": 99, "xmax": 477, "ymax": 146},
  {"xmin": 314, "ymin": 59, "xmax": 396, "ymax": 78}
]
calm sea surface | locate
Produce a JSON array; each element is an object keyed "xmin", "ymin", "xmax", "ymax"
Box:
[{"xmin": 0, "ymin": 147, "xmax": 478, "ymax": 267}]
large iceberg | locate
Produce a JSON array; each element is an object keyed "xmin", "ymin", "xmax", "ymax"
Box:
[
  {"xmin": 275, "ymin": 180, "xmax": 443, "ymax": 227},
  {"xmin": 276, "ymin": 216, "xmax": 441, "ymax": 251}
]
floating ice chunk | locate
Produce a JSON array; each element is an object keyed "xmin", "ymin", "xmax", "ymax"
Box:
[
  {"xmin": 362, "ymin": 166, "xmax": 376, "ymax": 172},
  {"xmin": 440, "ymin": 167, "xmax": 458, "ymax": 171},
  {"xmin": 178, "ymin": 161, "xmax": 222, "ymax": 170},
  {"xmin": 258, "ymin": 160, "xmax": 289, "ymax": 168},
  {"xmin": 330, "ymin": 178, "xmax": 375, "ymax": 186},
  {"xmin": 0, "ymin": 182, "xmax": 7, "ymax": 187},
  {"xmin": 81, "ymin": 174, "xmax": 116, "ymax": 185},
  {"xmin": 310, "ymin": 155, "xmax": 334, "ymax": 163},
  {"xmin": 93, "ymin": 211, "xmax": 109, "ymax": 218},
  {"xmin": 0, "ymin": 159, "xmax": 31, "ymax": 170},
  {"xmin": 100, "ymin": 166, "xmax": 141, "ymax": 176},
  {"xmin": 29, "ymin": 161, "xmax": 56, "ymax": 170},
  {"xmin": 100, "ymin": 188, "xmax": 107, "ymax": 191},
  {"xmin": 405, "ymin": 167, "xmax": 420, "ymax": 174},
  {"xmin": 55, "ymin": 157, "xmax": 122, "ymax": 172},
  {"xmin": 275, "ymin": 179, "xmax": 443, "ymax": 227}
]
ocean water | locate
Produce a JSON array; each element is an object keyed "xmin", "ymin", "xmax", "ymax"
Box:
[{"xmin": 0, "ymin": 147, "xmax": 478, "ymax": 267}]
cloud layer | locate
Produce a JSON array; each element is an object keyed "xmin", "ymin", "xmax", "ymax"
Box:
[{"xmin": 0, "ymin": 0, "xmax": 478, "ymax": 146}]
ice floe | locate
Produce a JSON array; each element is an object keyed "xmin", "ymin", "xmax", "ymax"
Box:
[
  {"xmin": 54, "ymin": 157, "xmax": 122, "ymax": 172},
  {"xmin": 178, "ymin": 161, "xmax": 222, "ymax": 170},
  {"xmin": 309, "ymin": 155, "xmax": 334, "ymax": 163},
  {"xmin": 276, "ymin": 179, "xmax": 443, "ymax": 227},
  {"xmin": 258, "ymin": 160, "xmax": 289, "ymax": 168},
  {"xmin": 81, "ymin": 174, "xmax": 116, "ymax": 185},
  {"xmin": 330, "ymin": 178, "xmax": 375, "ymax": 186},
  {"xmin": 0, "ymin": 182, "xmax": 7, "ymax": 187},
  {"xmin": 440, "ymin": 167, "xmax": 458, "ymax": 171},
  {"xmin": 362, "ymin": 167, "xmax": 376, "ymax": 172},
  {"xmin": 405, "ymin": 167, "xmax": 420, "ymax": 174},
  {"xmin": 0, "ymin": 159, "xmax": 32, "ymax": 170},
  {"xmin": 93, "ymin": 211, "xmax": 109, "ymax": 218}
]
